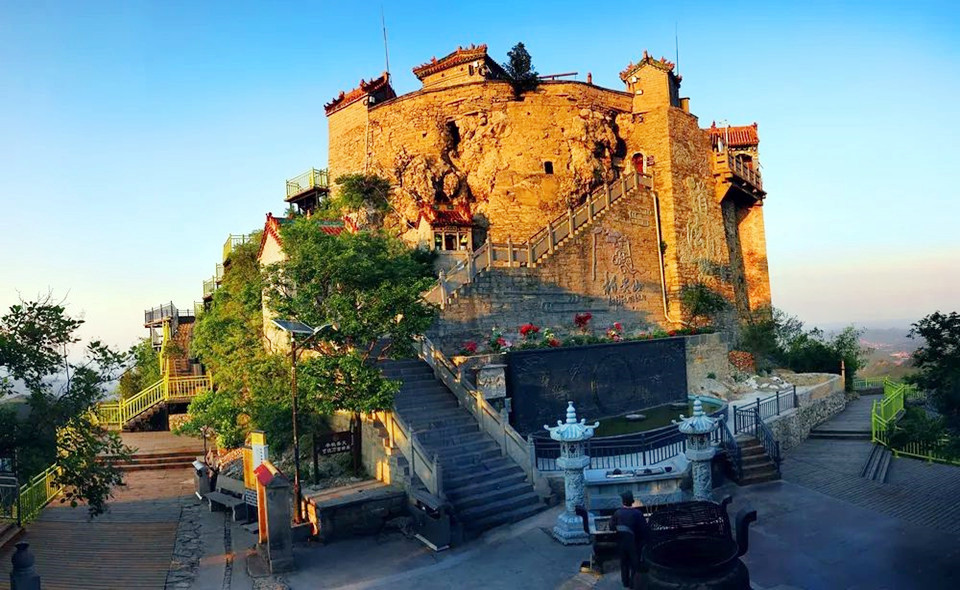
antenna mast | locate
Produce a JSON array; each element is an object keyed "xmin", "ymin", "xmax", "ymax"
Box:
[
  {"xmin": 381, "ymin": 6, "xmax": 391, "ymax": 79},
  {"xmin": 675, "ymin": 22, "xmax": 680, "ymax": 75}
]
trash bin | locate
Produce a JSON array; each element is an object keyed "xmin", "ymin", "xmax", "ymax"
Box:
[{"xmin": 193, "ymin": 460, "xmax": 211, "ymax": 499}]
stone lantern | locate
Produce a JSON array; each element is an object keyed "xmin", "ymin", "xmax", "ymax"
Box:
[
  {"xmin": 545, "ymin": 401, "xmax": 598, "ymax": 545},
  {"xmin": 676, "ymin": 397, "xmax": 720, "ymax": 501}
]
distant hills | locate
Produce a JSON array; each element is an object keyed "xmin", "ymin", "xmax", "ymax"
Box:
[{"xmin": 857, "ymin": 326, "xmax": 920, "ymax": 380}]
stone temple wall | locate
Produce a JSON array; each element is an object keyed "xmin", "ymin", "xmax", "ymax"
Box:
[
  {"xmin": 429, "ymin": 188, "xmax": 666, "ymax": 351},
  {"xmin": 326, "ymin": 64, "xmax": 772, "ymax": 334}
]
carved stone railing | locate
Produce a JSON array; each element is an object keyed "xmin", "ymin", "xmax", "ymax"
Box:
[
  {"xmin": 423, "ymin": 172, "xmax": 652, "ymax": 308},
  {"xmin": 374, "ymin": 407, "xmax": 445, "ymax": 501},
  {"xmin": 415, "ymin": 335, "xmax": 550, "ymax": 497}
]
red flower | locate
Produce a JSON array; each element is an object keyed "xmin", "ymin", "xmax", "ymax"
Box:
[
  {"xmin": 574, "ymin": 312, "xmax": 593, "ymax": 332},
  {"xmin": 519, "ymin": 323, "xmax": 540, "ymax": 339},
  {"xmin": 497, "ymin": 337, "xmax": 507, "ymax": 347},
  {"xmin": 667, "ymin": 330, "xmax": 677, "ymax": 336},
  {"xmin": 461, "ymin": 341, "xmax": 478, "ymax": 354},
  {"xmin": 613, "ymin": 322, "xmax": 623, "ymax": 332},
  {"xmin": 548, "ymin": 338, "xmax": 562, "ymax": 348}
]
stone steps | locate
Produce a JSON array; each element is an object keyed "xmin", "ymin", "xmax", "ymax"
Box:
[
  {"xmin": 734, "ymin": 438, "xmax": 780, "ymax": 485},
  {"xmin": 860, "ymin": 444, "xmax": 893, "ymax": 483},
  {"xmin": 809, "ymin": 429, "xmax": 871, "ymax": 440},
  {"xmin": 384, "ymin": 359, "xmax": 545, "ymax": 534}
]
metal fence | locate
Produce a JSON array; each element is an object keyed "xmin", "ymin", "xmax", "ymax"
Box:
[
  {"xmin": 733, "ymin": 387, "xmax": 796, "ymax": 435},
  {"xmin": 286, "ymin": 168, "xmax": 329, "ymax": 199},
  {"xmin": 0, "ymin": 464, "xmax": 63, "ymax": 525},
  {"xmin": 533, "ymin": 405, "xmax": 727, "ymax": 472}
]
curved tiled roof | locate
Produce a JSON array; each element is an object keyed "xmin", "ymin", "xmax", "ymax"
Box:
[
  {"xmin": 324, "ymin": 72, "xmax": 393, "ymax": 116},
  {"xmin": 620, "ymin": 50, "xmax": 678, "ymax": 81},
  {"xmin": 707, "ymin": 122, "xmax": 759, "ymax": 147},
  {"xmin": 257, "ymin": 213, "xmax": 346, "ymax": 260},
  {"xmin": 413, "ymin": 44, "xmax": 489, "ymax": 80}
]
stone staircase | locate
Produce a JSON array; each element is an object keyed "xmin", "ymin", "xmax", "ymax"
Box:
[
  {"xmin": 167, "ymin": 319, "xmax": 195, "ymax": 377},
  {"xmin": 110, "ymin": 450, "xmax": 199, "ymax": 472},
  {"xmin": 859, "ymin": 444, "xmax": 892, "ymax": 483},
  {"xmin": 808, "ymin": 427, "xmax": 871, "ymax": 441},
  {"xmin": 736, "ymin": 436, "xmax": 780, "ymax": 485},
  {"xmin": 381, "ymin": 359, "xmax": 545, "ymax": 534}
]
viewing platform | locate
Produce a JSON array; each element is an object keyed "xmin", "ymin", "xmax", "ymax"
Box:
[
  {"xmin": 713, "ymin": 149, "xmax": 765, "ymax": 202},
  {"xmin": 143, "ymin": 302, "xmax": 194, "ymax": 328},
  {"xmin": 285, "ymin": 167, "xmax": 330, "ymax": 215}
]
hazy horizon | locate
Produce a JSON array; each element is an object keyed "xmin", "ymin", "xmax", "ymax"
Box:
[{"xmin": 2, "ymin": 1, "xmax": 958, "ymax": 350}]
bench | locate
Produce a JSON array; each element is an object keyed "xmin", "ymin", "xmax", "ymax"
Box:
[{"xmin": 205, "ymin": 475, "xmax": 248, "ymax": 522}]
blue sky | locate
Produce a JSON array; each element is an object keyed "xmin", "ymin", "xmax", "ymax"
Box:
[{"xmin": 1, "ymin": 0, "xmax": 958, "ymax": 349}]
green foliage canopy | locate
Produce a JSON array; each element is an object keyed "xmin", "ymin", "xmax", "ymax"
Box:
[
  {"xmin": 0, "ymin": 297, "xmax": 131, "ymax": 517},
  {"xmin": 909, "ymin": 311, "xmax": 960, "ymax": 431},
  {"xmin": 502, "ymin": 42, "xmax": 539, "ymax": 98}
]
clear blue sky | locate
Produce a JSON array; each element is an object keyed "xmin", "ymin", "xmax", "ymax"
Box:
[{"xmin": 1, "ymin": 0, "xmax": 958, "ymax": 350}]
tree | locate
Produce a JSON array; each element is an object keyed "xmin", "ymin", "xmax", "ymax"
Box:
[
  {"xmin": 265, "ymin": 218, "xmax": 438, "ymax": 420},
  {"xmin": 116, "ymin": 338, "xmax": 161, "ymax": 400},
  {"xmin": 0, "ymin": 297, "xmax": 131, "ymax": 517},
  {"xmin": 317, "ymin": 174, "xmax": 392, "ymax": 226},
  {"xmin": 179, "ymin": 232, "xmax": 293, "ymax": 449},
  {"xmin": 502, "ymin": 42, "xmax": 539, "ymax": 98},
  {"xmin": 679, "ymin": 283, "xmax": 727, "ymax": 328},
  {"xmin": 909, "ymin": 311, "xmax": 960, "ymax": 431}
]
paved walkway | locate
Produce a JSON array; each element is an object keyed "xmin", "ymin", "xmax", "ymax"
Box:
[
  {"xmin": 0, "ymin": 432, "xmax": 207, "ymax": 590},
  {"xmin": 781, "ymin": 393, "xmax": 960, "ymax": 536}
]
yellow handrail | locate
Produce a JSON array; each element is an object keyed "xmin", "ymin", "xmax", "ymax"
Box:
[
  {"xmin": 96, "ymin": 374, "xmax": 212, "ymax": 430},
  {"xmin": 871, "ymin": 378, "xmax": 958, "ymax": 466}
]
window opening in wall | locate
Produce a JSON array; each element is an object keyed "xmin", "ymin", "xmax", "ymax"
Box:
[
  {"xmin": 445, "ymin": 121, "xmax": 461, "ymax": 151},
  {"xmin": 544, "ymin": 161, "xmax": 554, "ymax": 175},
  {"xmin": 434, "ymin": 229, "xmax": 472, "ymax": 252},
  {"xmin": 468, "ymin": 64, "xmax": 475, "ymax": 76},
  {"xmin": 632, "ymin": 152, "xmax": 645, "ymax": 175}
]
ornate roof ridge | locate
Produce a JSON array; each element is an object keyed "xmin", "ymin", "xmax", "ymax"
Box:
[
  {"xmin": 706, "ymin": 122, "xmax": 760, "ymax": 147},
  {"xmin": 324, "ymin": 72, "xmax": 393, "ymax": 116},
  {"xmin": 412, "ymin": 44, "xmax": 489, "ymax": 80},
  {"xmin": 619, "ymin": 50, "xmax": 678, "ymax": 81}
]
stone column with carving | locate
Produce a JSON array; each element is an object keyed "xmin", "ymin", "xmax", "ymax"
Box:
[
  {"xmin": 545, "ymin": 401, "xmax": 598, "ymax": 545},
  {"xmin": 677, "ymin": 397, "xmax": 720, "ymax": 501}
]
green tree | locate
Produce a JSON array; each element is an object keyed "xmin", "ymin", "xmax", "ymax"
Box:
[
  {"xmin": 680, "ymin": 283, "xmax": 727, "ymax": 328},
  {"xmin": 265, "ymin": 219, "xmax": 438, "ymax": 419},
  {"xmin": 502, "ymin": 42, "xmax": 539, "ymax": 98},
  {"xmin": 116, "ymin": 338, "xmax": 161, "ymax": 400},
  {"xmin": 909, "ymin": 311, "xmax": 960, "ymax": 431},
  {"xmin": 0, "ymin": 297, "xmax": 131, "ymax": 517},
  {"xmin": 317, "ymin": 174, "xmax": 392, "ymax": 221},
  {"xmin": 180, "ymin": 232, "xmax": 293, "ymax": 449}
]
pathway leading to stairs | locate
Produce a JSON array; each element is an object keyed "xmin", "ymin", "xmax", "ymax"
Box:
[
  {"xmin": 0, "ymin": 432, "xmax": 205, "ymax": 590},
  {"xmin": 780, "ymin": 393, "xmax": 960, "ymax": 536}
]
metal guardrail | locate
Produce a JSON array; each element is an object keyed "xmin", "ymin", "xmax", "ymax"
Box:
[
  {"xmin": 733, "ymin": 388, "xmax": 796, "ymax": 435},
  {"xmin": 533, "ymin": 404, "xmax": 727, "ymax": 472},
  {"xmin": 203, "ymin": 277, "xmax": 217, "ymax": 298},
  {"xmin": 144, "ymin": 303, "xmax": 194, "ymax": 326},
  {"xmin": 223, "ymin": 234, "xmax": 251, "ymax": 262},
  {"xmin": 718, "ymin": 417, "xmax": 742, "ymax": 481},
  {"xmin": 871, "ymin": 380, "xmax": 955, "ymax": 465},
  {"xmin": 424, "ymin": 172, "xmax": 652, "ymax": 307},
  {"xmin": 853, "ymin": 377, "xmax": 887, "ymax": 390},
  {"xmin": 97, "ymin": 374, "xmax": 212, "ymax": 430},
  {"xmin": 286, "ymin": 168, "xmax": 329, "ymax": 199}
]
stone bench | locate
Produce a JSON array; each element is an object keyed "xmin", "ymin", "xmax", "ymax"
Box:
[{"xmin": 206, "ymin": 475, "xmax": 248, "ymax": 521}]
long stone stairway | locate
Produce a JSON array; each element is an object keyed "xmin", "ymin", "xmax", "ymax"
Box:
[{"xmin": 381, "ymin": 359, "xmax": 545, "ymax": 535}]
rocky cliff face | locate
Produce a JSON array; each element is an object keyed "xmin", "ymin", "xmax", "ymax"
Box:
[{"xmin": 354, "ymin": 82, "xmax": 629, "ymax": 243}]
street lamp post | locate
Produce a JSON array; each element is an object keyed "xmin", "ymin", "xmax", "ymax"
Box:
[{"xmin": 271, "ymin": 319, "xmax": 337, "ymax": 525}]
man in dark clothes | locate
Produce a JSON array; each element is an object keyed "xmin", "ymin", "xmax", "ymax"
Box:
[{"xmin": 609, "ymin": 491, "xmax": 650, "ymax": 588}]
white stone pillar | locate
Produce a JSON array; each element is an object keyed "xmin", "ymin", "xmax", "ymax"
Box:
[
  {"xmin": 545, "ymin": 402, "xmax": 598, "ymax": 545},
  {"xmin": 677, "ymin": 398, "xmax": 720, "ymax": 501}
]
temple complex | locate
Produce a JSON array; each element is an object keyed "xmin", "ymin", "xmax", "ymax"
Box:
[{"xmin": 318, "ymin": 44, "xmax": 771, "ymax": 344}]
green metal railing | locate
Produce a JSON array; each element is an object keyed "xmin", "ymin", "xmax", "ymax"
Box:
[
  {"xmin": 286, "ymin": 168, "xmax": 329, "ymax": 199},
  {"xmin": 871, "ymin": 379, "xmax": 957, "ymax": 466},
  {"xmin": 97, "ymin": 374, "xmax": 212, "ymax": 430},
  {"xmin": 223, "ymin": 234, "xmax": 252, "ymax": 262},
  {"xmin": 857, "ymin": 377, "xmax": 884, "ymax": 389},
  {"xmin": 18, "ymin": 465, "xmax": 62, "ymax": 523}
]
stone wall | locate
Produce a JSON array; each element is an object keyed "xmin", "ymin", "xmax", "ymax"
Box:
[
  {"xmin": 685, "ymin": 333, "xmax": 731, "ymax": 390},
  {"xmin": 765, "ymin": 375, "xmax": 845, "ymax": 452},
  {"xmin": 325, "ymin": 53, "xmax": 772, "ymax": 332},
  {"xmin": 430, "ymin": 188, "xmax": 666, "ymax": 350}
]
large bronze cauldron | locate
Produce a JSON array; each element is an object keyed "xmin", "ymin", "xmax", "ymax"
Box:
[{"xmin": 639, "ymin": 507, "xmax": 756, "ymax": 590}]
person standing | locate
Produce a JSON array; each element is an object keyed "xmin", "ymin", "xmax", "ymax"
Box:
[{"xmin": 609, "ymin": 491, "xmax": 650, "ymax": 588}]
